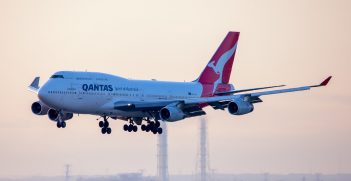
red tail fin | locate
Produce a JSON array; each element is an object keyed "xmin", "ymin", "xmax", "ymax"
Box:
[{"xmin": 197, "ymin": 32, "xmax": 240, "ymax": 84}]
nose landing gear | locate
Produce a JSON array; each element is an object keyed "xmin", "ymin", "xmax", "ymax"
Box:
[
  {"xmin": 56, "ymin": 121, "xmax": 66, "ymax": 128},
  {"xmin": 56, "ymin": 111, "xmax": 67, "ymax": 128}
]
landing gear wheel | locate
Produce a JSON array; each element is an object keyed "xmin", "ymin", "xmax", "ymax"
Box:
[
  {"xmin": 99, "ymin": 121, "xmax": 104, "ymax": 128},
  {"xmin": 145, "ymin": 125, "xmax": 150, "ymax": 132},
  {"xmin": 155, "ymin": 121, "xmax": 160, "ymax": 128},
  {"xmin": 106, "ymin": 127, "xmax": 112, "ymax": 134},
  {"xmin": 157, "ymin": 127, "xmax": 163, "ymax": 134},
  {"xmin": 61, "ymin": 121, "xmax": 66, "ymax": 128},
  {"xmin": 56, "ymin": 122, "xmax": 61, "ymax": 128},
  {"xmin": 133, "ymin": 125, "xmax": 138, "ymax": 132},
  {"xmin": 152, "ymin": 129, "xmax": 158, "ymax": 134},
  {"xmin": 127, "ymin": 125, "xmax": 133, "ymax": 132},
  {"xmin": 149, "ymin": 123, "xmax": 154, "ymax": 131},
  {"xmin": 123, "ymin": 124, "xmax": 128, "ymax": 131},
  {"xmin": 101, "ymin": 127, "xmax": 107, "ymax": 134},
  {"xmin": 141, "ymin": 124, "xmax": 146, "ymax": 131}
]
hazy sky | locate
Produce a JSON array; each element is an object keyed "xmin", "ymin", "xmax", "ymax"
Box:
[{"xmin": 0, "ymin": 0, "xmax": 350, "ymax": 178}]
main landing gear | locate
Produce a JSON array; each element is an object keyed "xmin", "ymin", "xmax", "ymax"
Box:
[
  {"xmin": 98, "ymin": 116, "xmax": 112, "ymax": 134},
  {"xmin": 96, "ymin": 116, "xmax": 163, "ymax": 135},
  {"xmin": 123, "ymin": 118, "xmax": 163, "ymax": 134},
  {"xmin": 141, "ymin": 119, "xmax": 163, "ymax": 134},
  {"xmin": 123, "ymin": 123, "xmax": 138, "ymax": 132}
]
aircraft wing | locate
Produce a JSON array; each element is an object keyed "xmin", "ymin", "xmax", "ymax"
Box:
[
  {"xmin": 105, "ymin": 99, "xmax": 205, "ymax": 119},
  {"xmin": 185, "ymin": 76, "xmax": 332, "ymax": 106},
  {"xmin": 107, "ymin": 76, "xmax": 331, "ymax": 118}
]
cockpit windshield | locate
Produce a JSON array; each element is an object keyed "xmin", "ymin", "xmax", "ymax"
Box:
[{"xmin": 50, "ymin": 75, "xmax": 64, "ymax": 79}]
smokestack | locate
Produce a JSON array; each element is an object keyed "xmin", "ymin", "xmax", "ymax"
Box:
[
  {"xmin": 197, "ymin": 117, "xmax": 210, "ymax": 181},
  {"xmin": 157, "ymin": 121, "xmax": 169, "ymax": 181}
]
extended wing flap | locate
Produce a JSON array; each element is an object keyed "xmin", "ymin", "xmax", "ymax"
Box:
[{"xmin": 215, "ymin": 84, "xmax": 285, "ymax": 95}]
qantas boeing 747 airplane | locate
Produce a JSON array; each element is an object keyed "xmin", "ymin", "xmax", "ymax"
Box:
[{"xmin": 28, "ymin": 32, "xmax": 331, "ymax": 135}]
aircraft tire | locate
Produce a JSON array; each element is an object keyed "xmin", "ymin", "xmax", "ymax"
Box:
[
  {"xmin": 133, "ymin": 126, "xmax": 138, "ymax": 132},
  {"xmin": 155, "ymin": 121, "xmax": 160, "ymax": 128},
  {"xmin": 157, "ymin": 128, "xmax": 163, "ymax": 134},
  {"xmin": 123, "ymin": 124, "xmax": 128, "ymax": 131},
  {"xmin": 101, "ymin": 127, "xmax": 107, "ymax": 134},
  {"xmin": 61, "ymin": 122, "xmax": 66, "ymax": 128},
  {"xmin": 56, "ymin": 122, "xmax": 61, "ymax": 128},
  {"xmin": 99, "ymin": 121, "xmax": 104, "ymax": 128},
  {"xmin": 127, "ymin": 125, "xmax": 133, "ymax": 132},
  {"xmin": 141, "ymin": 124, "xmax": 146, "ymax": 131},
  {"xmin": 106, "ymin": 127, "xmax": 112, "ymax": 134}
]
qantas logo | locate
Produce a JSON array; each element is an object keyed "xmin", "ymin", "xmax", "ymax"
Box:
[{"xmin": 82, "ymin": 84, "xmax": 113, "ymax": 91}]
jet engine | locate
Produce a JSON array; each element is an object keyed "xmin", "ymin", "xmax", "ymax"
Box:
[
  {"xmin": 48, "ymin": 109, "xmax": 73, "ymax": 122},
  {"xmin": 227, "ymin": 100, "xmax": 254, "ymax": 115},
  {"xmin": 159, "ymin": 106, "xmax": 185, "ymax": 122},
  {"xmin": 31, "ymin": 101, "xmax": 49, "ymax": 115}
]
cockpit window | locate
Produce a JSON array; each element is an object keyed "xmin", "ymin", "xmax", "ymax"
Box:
[{"xmin": 50, "ymin": 75, "xmax": 64, "ymax": 79}]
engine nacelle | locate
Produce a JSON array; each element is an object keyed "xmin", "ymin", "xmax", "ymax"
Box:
[
  {"xmin": 227, "ymin": 100, "xmax": 254, "ymax": 115},
  {"xmin": 48, "ymin": 109, "xmax": 73, "ymax": 122},
  {"xmin": 159, "ymin": 106, "xmax": 185, "ymax": 122},
  {"xmin": 31, "ymin": 101, "xmax": 49, "ymax": 115}
]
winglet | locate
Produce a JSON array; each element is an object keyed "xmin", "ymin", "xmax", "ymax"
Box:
[{"xmin": 320, "ymin": 76, "xmax": 332, "ymax": 86}]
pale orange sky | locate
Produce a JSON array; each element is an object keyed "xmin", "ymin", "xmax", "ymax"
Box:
[{"xmin": 0, "ymin": 0, "xmax": 350, "ymax": 178}]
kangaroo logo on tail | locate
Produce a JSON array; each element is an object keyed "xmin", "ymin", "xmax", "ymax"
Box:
[
  {"xmin": 206, "ymin": 43, "xmax": 237, "ymax": 89},
  {"xmin": 196, "ymin": 32, "xmax": 240, "ymax": 96}
]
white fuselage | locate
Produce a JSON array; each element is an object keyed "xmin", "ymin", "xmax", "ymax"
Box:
[{"xmin": 38, "ymin": 71, "xmax": 204, "ymax": 117}]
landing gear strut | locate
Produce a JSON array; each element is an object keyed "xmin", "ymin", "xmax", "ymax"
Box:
[
  {"xmin": 56, "ymin": 111, "xmax": 66, "ymax": 128},
  {"xmin": 99, "ymin": 116, "xmax": 112, "ymax": 134}
]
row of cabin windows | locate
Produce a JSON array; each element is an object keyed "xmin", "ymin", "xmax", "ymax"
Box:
[
  {"xmin": 48, "ymin": 90, "xmax": 183, "ymax": 99},
  {"xmin": 48, "ymin": 91, "xmax": 76, "ymax": 94}
]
